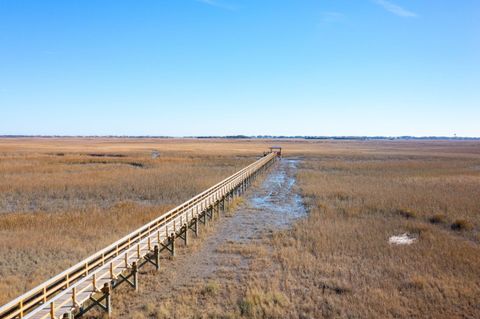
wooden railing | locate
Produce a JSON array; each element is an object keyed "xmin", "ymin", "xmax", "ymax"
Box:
[{"xmin": 0, "ymin": 152, "xmax": 277, "ymax": 319}]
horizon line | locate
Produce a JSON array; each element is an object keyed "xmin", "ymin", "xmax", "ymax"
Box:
[{"xmin": 1, "ymin": 135, "xmax": 479, "ymax": 140}]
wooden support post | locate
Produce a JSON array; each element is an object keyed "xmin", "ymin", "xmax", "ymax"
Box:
[
  {"xmin": 215, "ymin": 203, "xmax": 220, "ymax": 220},
  {"xmin": 170, "ymin": 233, "xmax": 176, "ymax": 257},
  {"xmin": 101, "ymin": 283, "xmax": 112, "ymax": 317},
  {"xmin": 132, "ymin": 262, "xmax": 138, "ymax": 291},
  {"xmin": 110, "ymin": 262, "xmax": 115, "ymax": 280},
  {"xmin": 194, "ymin": 217, "xmax": 199, "ymax": 236},
  {"xmin": 77, "ymin": 282, "xmax": 112, "ymax": 318},
  {"xmin": 183, "ymin": 223, "xmax": 188, "ymax": 246},
  {"xmin": 154, "ymin": 245, "xmax": 160, "ymax": 271}
]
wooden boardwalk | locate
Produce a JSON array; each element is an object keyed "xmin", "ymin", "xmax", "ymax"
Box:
[{"xmin": 0, "ymin": 152, "xmax": 278, "ymax": 319}]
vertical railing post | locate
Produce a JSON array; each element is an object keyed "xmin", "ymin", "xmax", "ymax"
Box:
[
  {"xmin": 72, "ymin": 287, "xmax": 77, "ymax": 306},
  {"xmin": 50, "ymin": 302, "xmax": 55, "ymax": 319},
  {"xmin": 93, "ymin": 273, "xmax": 97, "ymax": 291}
]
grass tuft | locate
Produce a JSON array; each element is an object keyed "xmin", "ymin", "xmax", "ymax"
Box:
[
  {"xmin": 428, "ymin": 213, "xmax": 447, "ymax": 224},
  {"xmin": 202, "ymin": 281, "xmax": 220, "ymax": 296},
  {"xmin": 451, "ymin": 219, "xmax": 474, "ymax": 231},
  {"xmin": 395, "ymin": 208, "xmax": 417, "ymax": 219}
]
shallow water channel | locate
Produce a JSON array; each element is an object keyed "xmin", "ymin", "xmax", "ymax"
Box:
[
  {"xmin": 117, "ymin": 158, "xmax": 306, "ymax": 311},
  {"xmin": 224, "ymin": 158, "xmax": 306, "ymax": 242}
]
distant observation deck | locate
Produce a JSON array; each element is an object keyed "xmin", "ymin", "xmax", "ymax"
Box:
[{"xmin": 269, "ymin": 146, "xmax": 282, "ymax": 157}]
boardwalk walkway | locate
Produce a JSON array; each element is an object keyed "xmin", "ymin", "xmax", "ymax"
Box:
[{"xmin": 0, "ymin": 152, "xmax": 277, "ymax": 319}]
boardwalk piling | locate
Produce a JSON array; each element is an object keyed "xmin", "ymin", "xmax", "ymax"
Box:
[
  {"xmin": 132, "ymin": 262, "xmax": 138, "ymax": 291},
  {"xmin": 154, "ymin": 245, "xmax": 160, "ymax": 271},
  {"xmin": 102, "ymin": 283, "xmax": 112, "ymax": 317},
  {"xmin": 170, "ymin": 233, "xmax": 176, "ymax": 257}
]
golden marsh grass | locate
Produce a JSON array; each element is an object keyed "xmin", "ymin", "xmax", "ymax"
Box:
[{"xmin": 1, "ymin": 138, "xmax": 479, "ymax": 318}]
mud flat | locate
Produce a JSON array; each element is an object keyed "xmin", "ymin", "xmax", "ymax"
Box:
[{"xmin": 114, "ymin": 158, "xmax": 306, "ymax": 317}]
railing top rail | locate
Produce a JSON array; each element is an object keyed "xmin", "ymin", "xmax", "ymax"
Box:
[{"xmin": 0, "ymin": 152, "xmax": 275, "ymax": 316}]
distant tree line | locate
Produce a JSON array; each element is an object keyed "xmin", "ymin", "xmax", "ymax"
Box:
[{"xmin": 1, "ymin": 135, "xmax": 478, "ymax": 140}]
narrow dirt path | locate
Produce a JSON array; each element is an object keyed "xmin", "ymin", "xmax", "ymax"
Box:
[{"xmin": 113, "ymin": 158, "xmax": 306, "ymax": 317}]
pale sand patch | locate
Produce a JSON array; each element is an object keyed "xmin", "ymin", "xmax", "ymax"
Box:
[{"xmin": 389, "ymin": 233, "xmax": 417, "ymax": 245}]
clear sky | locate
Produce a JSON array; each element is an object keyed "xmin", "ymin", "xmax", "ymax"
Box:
[{"xmin": 0, "ymin": 0, "xmax": 479, "ymax": 136}]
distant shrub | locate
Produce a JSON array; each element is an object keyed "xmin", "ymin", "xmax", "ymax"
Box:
[
  {"xmin": 451, "ymin": 219, "xmax": 473, "ymax": 231},
  {"xmin": 395, "ymin": 208, "xmax": 416, "ymax": 219},
  {"xmin": 429, "ymin": 214, "xmax": 447, "ymax": 224}
]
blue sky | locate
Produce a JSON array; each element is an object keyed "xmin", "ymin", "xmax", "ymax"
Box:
[{"xmin": 0, "ymin": 0, "xmax": 479, "ymax": 136}]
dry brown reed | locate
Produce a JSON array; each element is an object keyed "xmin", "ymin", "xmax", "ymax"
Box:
[
  {"xmin": 115, "ymin": 139, "xmax": 480, "ymax": 318},
  {"xmin": 1, "ymin": 138, "xmax": 480, "ymax": 318}
]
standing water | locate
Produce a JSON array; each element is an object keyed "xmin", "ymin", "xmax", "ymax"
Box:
[
  {"xmin": 225, "ymin": 158, "xmax": 307, "ymax": 242},
  {"xmin": 117, "ymin": 158, "xmax": 307, "ymax": 307}
]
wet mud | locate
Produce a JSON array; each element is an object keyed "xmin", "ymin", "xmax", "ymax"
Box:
[{"xmin": 116, "ymin": 158, "xmax": 306, "ymax": 312}]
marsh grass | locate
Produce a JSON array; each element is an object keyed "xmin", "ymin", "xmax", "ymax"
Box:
[
  {"xmin": 0, "ymin": 138, "xmax": 259, "ymax": 304},
  {"xmin": 123, "ymin": 140, "xmax": 480, "ymax": 318},
  {"xmin": 1, "ymin": 138, "xmax": 480, "ymax": 318}
]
